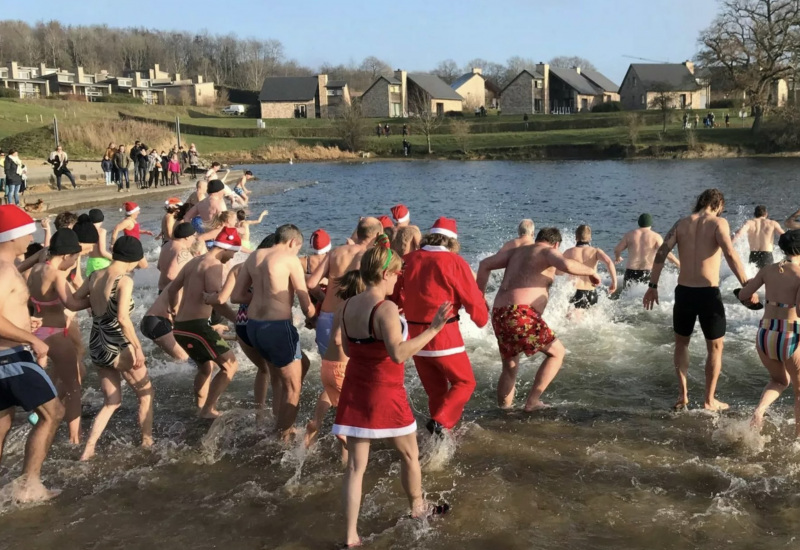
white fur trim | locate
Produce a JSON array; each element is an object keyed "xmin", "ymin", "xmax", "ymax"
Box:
[
  {"xmin": 421, "ymin": 245, "xmax": 449, "ymax": 253},
  {"xmin": 312, "ymin": 244, "xmax": 331, "ymax": 255},
  {"xmin": 415, "ymin": 346, "xmax": 465, "ymax": 358},
  {"xmin": 0, "ymin": 222, "xmax": 35, "ymax": 243},
  {"xmin": 395, "ymin": 214, "xmax": 410, "ymax": 223},
  {"xmin": 125, "ymin": 207, "xmax": 140, "ymax": 216},
  {"xmin": 213, "ymin": 241, "xmax": 241, "ymax": 251},
  {"xmin": 430, "ymin": 227, "xmax": 457, "ymax": 239},
  {"xmin": 332, "ymin": 421, "xmax": 417, "ymax": 439}
]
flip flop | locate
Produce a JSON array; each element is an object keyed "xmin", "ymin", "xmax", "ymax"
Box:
[{"xmin": 733, "ymin": 288, "xmax": 764, "ymax": 310}]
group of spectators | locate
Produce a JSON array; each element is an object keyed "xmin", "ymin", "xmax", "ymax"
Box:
[
  {"xmin": 0, "ymin": 149, "xmax": 28, "ymax": 206},
  {"xmin": 101, "ymin": 141, "xmax": 202, "ymax": 193}
]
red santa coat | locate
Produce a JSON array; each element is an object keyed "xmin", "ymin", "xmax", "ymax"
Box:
[{"xmin": 401, "ymin": 245, "xmax": 489, "ymax": 356}]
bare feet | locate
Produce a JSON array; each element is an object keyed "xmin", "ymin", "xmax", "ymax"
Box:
[
  {"xmin": 141, "ymin": 436, "xmax": 154, "ymax": 449},
  {"xmin": 673, "ymin": 397, "xmax": 689, "ymax": 411},
  {"xmin": 304, "ymin": 421, "xmax": 318, "ymax": 449},
  {"xmin": 750, "ymin": 412, "xmax": 765, "ymax": 431},
  {"xmin": 704, "ymin": 399, "xmax": 730, "ymax": 412},
  {"xmin": 342, "ymin": 537, "xmax": 362, "ymax": 548},
  {"xmin": 198, "ymin": 408, "xmax": 221, "ymax": 420},
  {"xmin": 12, "ymin": 476, "xmax": 61, "ymax": 503},
  {"xmin": 523, "ymin": 400, "xmax": 551, "ymax": 412},
  {"xmin": 279, "ymin": 426, "xmax": 297, "ymax": 444},
  {"xmin": 79, "ymin": 445, "xmax": 96, "ymax": 461}
]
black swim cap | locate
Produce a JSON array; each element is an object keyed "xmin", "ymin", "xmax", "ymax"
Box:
[
  {"xmin": 112, "ymin": 235, "xmax": 144, "ymax": 263},
  {"xmin": 73, "ymin": 220, "xmax": 99, "ymax": 244},
  {"xmin": 49, "ymin": 228, "xmax": 82, "ymax": 255},
  {"xmin": 779, "ymin": 229, "xmax": 800, "ymax": 256},
  {"xmin": 208, "ymin": 179, "xmax": 224, "ymax": 194},
  {"xmin": 88, "ymin": 208, "xmax": 104, "ymax": 223},
  {"xmin": 257, "ymin": 233, "xmax": 276, "ymax": 249},
  {"xmin": 77, "ymin": 213, "xmax": 90, "ymax": 223},
  {"xmin": 173, "ymin": 222, "xmax": 196, "ymax": 239}
]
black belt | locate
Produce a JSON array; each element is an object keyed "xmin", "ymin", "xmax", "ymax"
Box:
[{"xmin": 406, "ymin": 314, "xmax": 460, "ymax": 326}]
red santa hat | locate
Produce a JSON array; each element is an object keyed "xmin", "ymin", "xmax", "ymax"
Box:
[
  {"xmin": 0, "ymin": 205, "xmax": 36, "ymax": 243},
  {"xmin": 430, "ymin": 217, "xmax": 458, "ymax": 240},
  {"xmin": 124, "ymin": 202, "xmax": 140, "ymax": 216},
  {"xmin": 165, "ymin": 197, "xmax": 182, "ymax": 208},
  {"xmin": 310, "ymin": 229, "xmax": 331, "ymax": 255},
  {"xmin": 391, "ymin": 204, "xmax": 410, "ymax": 223},
  {"xmin": 212, "ymin": 227, "xmax": 241, "ymax": 251},
  {"xmin": 378, "ymin": 215, "xmax": 394, "ymax": 230}
]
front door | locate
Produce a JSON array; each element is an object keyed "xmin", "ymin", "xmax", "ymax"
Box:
[{"xmin": 436, "ymin": 102, "xmax": 444, "ymax": 116}]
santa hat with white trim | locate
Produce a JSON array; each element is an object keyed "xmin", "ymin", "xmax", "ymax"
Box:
[
  {"xmin": 310, "ymin": 229, "xmax": 331, "ymax": 255},
  {"xmin": 391, "ymin": 204, "xmax": 410, "ymax": 224},
  {"xmin": 0, "ymin": 205, "xmax": 36, "ymax": 243},
  {"xmin": 165, "ymin": 197, "xmax": 182, "ymax": 209},
  {"xmin": 212, "ymin": 227, "xmax": 241, "ymax": 251},
  {"xmin": 124, "ymin": 202, "xmax": 140, "ymax": 216},
  {"xmin": 430, "ymin": 217, "xmax": 458, "ymax": 240}
]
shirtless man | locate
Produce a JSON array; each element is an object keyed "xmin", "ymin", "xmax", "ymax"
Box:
[
  {"xmin": 614, "ymin": 213, "xmax": 679, "ymax": 288},
  {"xmin": 168, "ymin": 227, "xmax": 240, "ymax": 418},
  {"xmin": 184, "ymin": 179, "xmax": 206, "ymax": 208},
  {"xmin": 0, "ymin": 205, "xmax": 65, "ymax": 502},
  {"xmin": 232, "ymin": 224, "xmax": 315, "ymax": 440},
  {"xmin": 156, "ymin": 222, "xmax": 197, "ymax": 292},
  {"xmin": 562, "ymin": 225, "xmax": 617, "ymax": 309},
  {"xmin": 499, "ymin": 219, "xmax": 535, "ymax": 252},
  {"xmin": 183, "ymin": 179, "xmax": 227, "ymax": 235},
  {"xmin": 308, "ymin": 218, "xmax": 382, "ymax": 355},
  {"xmin": 477, "ymin": 228, "xmax": 600, "ymax": 410},
  {"xmin": 390, "ymin": 204, "xmax": 422, "ymax": 256},
  {"xmin": 643, "ymin": 189, "xmax": 754, "ymax": 411},
  {"xmin": 734, "ymin": 205, "xmax": 785, "ymax": 269}
]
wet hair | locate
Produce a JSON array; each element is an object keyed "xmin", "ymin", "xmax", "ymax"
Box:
[
  {"xmin": 257, "ymin": 233, "xmax": 276, "ymax": 249},
  {"xmin": 535, "ymin": 227, "xmax": 563, "ymax": 245},
  {"xmin": 359, "ymin": 241, "xmax": 403, "ymax": 286},
  {"xmin": 518, "ymin": 219, "xmax": 535, "ymax": 237},
  {"xmin": 210, "ymin": 211, "xmax": 236, "ymax": 229},
  {"xmin": 54, "ymin": 211, "xmax": 78, "ymax": 229},
  {"xmin": 245, "ymin": 170, "xmax": 253, "ymax": 176},
  {"xmin": 335, "ymin": 269, "xmax": 367, "ymax": 299},
  {"xmin": 356, "ymin": 218, "xmax": 382, "ymax": 240},
  {"xmin": 25, "ymin": 242, "xmax": 43, "ymax": 259},
  {"xmin": 236, "ymin": 209, "xmax": 246, "ymax": 221},
  {"xmin": 275, "ymin": 224, "xmax": 303, "ymax": 245},
  {"xmin": 575, "ymin": 224, "xmax": 591, "ymax": 242},
  {"xmin": 693, "ymin": 188, "xmax": 725, "ymax": 213},
  {"xmin": 420, "ymin": 233, "xmax": 460, "ymax": 254},
  {"xmin": 754, "ymin": 205, "xmax": 767, "ymax": 218},
  {"xmin": 211, "ymin": 162, "xmax": 221, "ymax": 168}
]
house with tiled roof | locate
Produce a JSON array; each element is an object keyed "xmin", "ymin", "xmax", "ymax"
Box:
[
  {"xmin": 258, "ymin": 74, "xmax": 350, "ymax": 118},
  {"xmin": 618, "ymin": 61, "xmax": 710, "ymax": 110},
  {"xmin": 360, "ymin": 70, "xmax": 464, "ymax": 118}
]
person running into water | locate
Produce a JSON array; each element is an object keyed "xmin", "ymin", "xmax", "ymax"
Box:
[
  {"xmin": 499, "ymin": 219, "xmax": 535, "ymax": 252},
  {"xmin": 183, "ymin": 179, "xmax": 227, "ymax": 235},
  {"xmin": 74, "ymin": 236, "xmax": 153, "ymax": 460},
  {"xmin": 232, "ymin": 224, "xmax": 315, "ymax": 441},
  {"xmin": 0, "ymin": 205, "xmax": 65, "ymax": 503},
  {"xmin": 400, "ymin": 218, "xmax": 489, "ymax": 435},
  {"xmin": 785, "ymin": 207, "xmax": 800, "ymax": 230},
  {"xmin": 734, "ymin": 205, "xmax": 785, "ymax": 269},
  {"xmin": 85, "ymin": 209, "xmax": 112, "ymax": 277},
  {"xmin": 643, "ymin": 188, "xmax": 754, "ymax": 411},
  {"xmin": 332, "ymin": 240, "xmax": 452, "ymax": 548},
  {"xmin": 299, "ymin": 229, "xmax": 331, "ymax": 330},
  {"xmin": 614, "ymin": 213, "xmax": 679, "ymax": 289},
  {"xmin": 232, "ymin": 170, "xmax": 254, "ymax": 205},
  {"xmin": 562, "ymin": 224, "xmax": 617, "ymax": 310},
  {"xmin": 477, "ymin": 228, "xmax": 600, "ymax": 410},
  {"xmin": 737, "ymin": 230, "xmax": 800, "ymax": 433},
  {"xmin": 236, "ymin": 208, "xmax": 268, "ymax": 252},
  {"xmin": 157, "ymin": 198, "xmax": 183, "ymax": 243},
  {"xmin": 156, "ymin": 222, "xmax": 197, "ymax": 293},
  {"xmin": 389, "ymin": 204, "xmax": 422, "ymax": 256},
  {"xmin": 169, "ymin": 228, "xmax": 240, "ymax": 419}
]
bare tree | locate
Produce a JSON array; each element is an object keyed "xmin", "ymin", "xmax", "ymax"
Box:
[
  {"xmin": 433, "ymin": 59, "xmax": 461, "ymax": 84},
  {"xmin": 698, "ymin": 0, "xmax": 800, "ymax": 131},
  {"xmin": 465, "ymin": 58, "xmax": 507, "ymax": 87},
  {"xmin": 549, "ymin": 56, "xmax": 597, "ymax": 71},
  {"xmin": 359, "ymin": 56, "xmax": 392, "ymax": 81},
  {"xmin": 334, "ymin": 102, "xmax": 367, "ymax": 152},
  {"xmin": 648, "ymin": 83, "xmax": 675, "ymax": 132},
  {"xmin": 449, "ymin": 119, "xmax": 471, "ymax": 154},
  {"xmin": 409, "ymin": 88, "xmax": 443, "ymax": 154}
]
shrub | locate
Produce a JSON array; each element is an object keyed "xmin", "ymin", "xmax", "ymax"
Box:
[
  {"xmin": 0, "ymin": 88, "xmax": 18, "ymax": 98},
  {"xmin": 763, "ymin": 106, "xmax": 800, "ymax": 151},
  {"xmin": 591, "ymin": 101, "xmax": 623, "ymax": 113},
  {"xmin": 96, "ymin": 94, "xmax": 142, "ymax": 104},
  {"xmin": 709, "ymin": 99, "xmax": 735, "ymax": 109}
]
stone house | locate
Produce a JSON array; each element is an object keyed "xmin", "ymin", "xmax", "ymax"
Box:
[
  {"xmin": 500, "ymin": 69, "xmax": 546, "ymax": 115},
  {"xmin": 450, "ymin": 68, "xmax": 487, "ymax": 110},
  {"xmin": 360, "ymin": 70, "xmax": 464, "ymax": 118},
  {"xmin": 154, "ymin": 76, "xmax": 217, "ymax": 107},
  {"xmin": 258, "ymin": 74, "xmax": 350, "ymax": 118},
  {"xmin": 619, "ymin": 62, "xmax": 710, "ymax": 110}
]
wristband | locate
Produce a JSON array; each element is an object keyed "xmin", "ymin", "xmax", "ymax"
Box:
[{"xmin": 648, "ymin": 282, "xmax": 658, "ymax": 289}]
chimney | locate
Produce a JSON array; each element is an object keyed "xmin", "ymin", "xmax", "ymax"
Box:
[
  {"xmin": 684, "ymin": 60, "xmax": 695, "ymax": 75},
  {"xmin": 174, "ymin": 73, "xmax": 181, "ymax": 82},
  {"xmin": 9, "ymin": 61, "xmax": 18, "ymax": 79},
  {"xmin": 76, "ymin": 66, "xmax": 85, "ymax": 83},
  {"xmin": 39, "ymin": 63, "xmax": 47, "ymax": 76},
  {"xmin": 574, "ymin": 66, "xmax": 581, "ymax": 75},
  {"xmin": 472, "ymin": 67, "xmax": 482, "ymax": 75},
  {"xmin": 154, "ymin": 63, "xmax": 160, "ymax": 74},
  {"xmin": 317, "ymin": 74, "xmax": 328, "ymax": 117},
  {"xmin": 395, "ymin": 69, "xmax": 408, "ymax": 115},
  {"xmin": 195, "ymin": 75, "xmax": 203, "ymax": 84},
  {"xmin": 535, "ymin": 63, "xmax": 550, "ymax": 114},
  {"xmin": 148, "ymin": 68, "xmax": 155, "ymax": 80}
]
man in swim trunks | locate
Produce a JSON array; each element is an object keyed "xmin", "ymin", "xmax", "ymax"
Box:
[
  {"xmin": 644, "ymin": 189, "xmax": 755, "ymax": 411},
  {"xmin": 477, "ymin": 228, "xmax": 600, "ymax": 410},
  {"xmin": 0, "ymin": 205, "xmax": 65, "ymax": 503},
  {"xmin": 499, "ymin": 219, "xmax": 535, "ymax": 252},
  {"xmin": 734, "ymin": 205, "xmax": 785, "ymax": 269},
  {"xmin": 562, "ymin": 224, "xmax": 617, "ymax": 309},
  {"xmin": 183, "ymin": 179, "xmax": 227, "ymax": 237},
  {"xmin": 614, "ymin": 213, "xmax": 680, "ymax": 289},
  {"xmin": 156, "ymin": 222, "xmax": 197, "ymax": 292},
  {"xmin": 168, "ymin": 227, "xmax": 240, "ymax": 419},
  {"xmin": 232, "ymin": 224, "xmax": 315, "ymax": 441},
  {"xmin": 85, "ymin": 209, "xmax": 112, "ymax": 277},
  {"xmin": 307, "ymin": 218, "xmax": 382, "ymax": 356},
  {"xmin": 232, "ymin": 170, "xmax": 253, "ymax": 205},
  {"xmin": 390, "ymin": 204, "xmax": 422, "ymax": 256}
]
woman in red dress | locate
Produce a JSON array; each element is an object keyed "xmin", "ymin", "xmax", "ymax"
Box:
[{"xmin": 332, "ymin": 235, "xmax": 452, "ymax": 548}]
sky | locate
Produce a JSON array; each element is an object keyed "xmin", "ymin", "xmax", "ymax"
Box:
[{"xmin": 21, "ymin": 0, "xmax": 720, "ymax": 84}]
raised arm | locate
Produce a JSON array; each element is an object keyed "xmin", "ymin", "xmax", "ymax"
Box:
[
  {"xmin": 375, "ymin": 300, "xmax": 452, "ymax": 364},
  {"xmin": 643, "ymin": 221, "xmax": 678, "ymax": 310},
  {"xmin": 289, "ymin": 257, "xmax": 315, "ymax": 318},
  {"xmin": 15, "ymin": 248, "xmax": 46, "ymax": 273},
  {"xmin": 41, "ymin": 218, "xmax": 52, "ymax": 248},
  {"xmin": 774, "ymin": 220, "xmax": 785, "ymax": 237},
  {"xmin": 596, "ymin": 248, "xmax": 618, "ymax": 294},
  {"xmin": 245, "ymin": 210, "xmax": 269, "ymax": 226},
  {"xmin": 182, "ymin": 204, "xmax": 199, "ymax": 223},
  {"xmin": 476, "ymin": 249, "xmax": 513, "ymax": 294},
  {"xmin": 786, "ymin": 208, "xmax": 800, "ymax": 230},
  {"xmin": 716, "ymin": 218, "xmax": 748, "ymax": 286},
  {"xmin": 733, "ymin": 220, "xmax": 750, "ymax": 242}
]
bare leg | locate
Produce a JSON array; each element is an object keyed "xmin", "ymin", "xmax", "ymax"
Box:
[
  {"xmin": 0, "ymin": 408, "xmax": 11, "ymax": 465},
  {"xmin": 497, "ymin": 355, "xmax": 519, "ymax": 408},
  {"xmin": 343, "ymin": 437, "xmax": 370, "ymax": 547},
  {"xmin": 194, "ymin": 361, "xmax": 214, "ymax": 410},
  {"xmin": 80, "ymin": 369, "xmax": 122, "ymax": 461},
  {"xmin": 48, "ymin": 334, "xmax": 82, "ymax": 444},
  {"xmin": 704, "ymin": 337, "xmax": 728, "ymax": 411},
  {"xmin": 237, "ymin": 338, "xmax": 269, "ymax": 416},
  {"xmin": 389, "ymin": 433, "xmax": 425, "ymax": 517},
  {"xmin": 154, "ymin": 333, "xmax": 189, "ymax": 362},
  {"xmin": 269, "ymin": 364, "xmax": 283, "ymax": 419},
  {"xmin": 276, "ymin": 359, "xmax": 302, "ymax": 441},
  {"xmin": 524, "ymin": 339, "xmax": 566, "ymax": 411},
  {"xmin": 674, "ymin": 334, "xmax": 691, "ymax": 409},
  {"xmin": 305, "ymin": 390, "xmax": 333, "ymax": 448},
  {"xmin": 14, "ymin": 397, "xmax": 64, "ymax": 503},
  {"xmin": 200, "ymin": 352, "xmax": 238, "ymax": 419},
  {"xmin": 751, "ymin": 346, "xmax": 789, "ymax": 430},
  {"xmin": 121, "ymin": 366, "xmax": 154, "ymax": 447},
  {"xmin": 784, "ymin": 350, "xmax": 800, "ymax": 438}
]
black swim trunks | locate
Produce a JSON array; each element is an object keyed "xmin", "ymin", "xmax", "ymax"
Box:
[
  {"xmin": 0, "ymin": 346, "xmax": 58, "ymax": 411},
  {"xmin": 140, "ymin": 315, "xmax": 173, "ymax": 341},
  {"xmin": 673, "ymin": 285, "xmax": 726, "ymax": 340},
  {"xmin": 570, "ymin": 289, "xmax": 598, "ymax": 309},
  {"xmin": 624, "ymin": 269, "xmax": 651, "ymax": 287},
  {"xmin": 749, "ymin": 251, "xmax": 774, "ymax": 270}
]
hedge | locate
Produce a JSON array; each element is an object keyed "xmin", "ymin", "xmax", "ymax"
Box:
[
  {"xmin": 709, "ymin": 99, "xmax": 736, "ymax": 109},
  {"xmin": 97, "ymin": 94, "xmax": 143, "ymax": 104},
  {"xmin": 591, "ymin": 101, "xmax": 623, "ymax": 113},
  {"xmin": 0, "ymin": 87, "xmax": 19, "ymax": 98}
]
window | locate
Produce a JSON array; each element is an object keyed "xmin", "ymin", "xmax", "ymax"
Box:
[
  {"xmin": 18, "ymin": 70, "xmax": 30, "ymax": 79},
  {"xmin": 633, "ymin": 76, "xmax": 637, "ymax": 86},
  {"xmin": 18, "ymin": 82, "xmax": 39, "ymax": 98},
  {"xmin": 0, "ymin": 69, "xmax": 7, "ymax": 78},
  {"xmin": 534, "ymin": 80, "xmax": 541, "ymax": 89},
  {"xmin": 327, "ymin": 88, "xmax": 342, "ymax": 96},
  {"xmin": 640, "ymin": 95, "xmax": 645, "ymax": 105},
  {"xmin": 390, "ymin": 84, "xmax": 401, "ymax": 93},
  {"xmin": 391, "ymin": 102, "xmax": 402, "ymax": 117}
]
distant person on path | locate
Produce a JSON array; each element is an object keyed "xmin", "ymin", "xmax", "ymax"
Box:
[
  {"xmin": 725, "ymin": 113, "xmax": 730, "ymax": 128},
  {"xmin": 376, "ymin": 124, "xmax": 382, "ymax": 138},
  {"xmin": 114, "ymin": 145, "xmax": 130, "ymax": 192},
  {"xmin": 135, "ymin": 145, "xmax": 149, "ymax": 190},
  {"xmin": 168, "ymin": 155, "xmax": 181, "ymax": 186},
  {"xmin": 562, "ymin": 225, "xmax": 617, "ymax": 310},
  {"xmin": 682, "ymin": 113, "xmax": 689, "ymax": 130},
  {"xmin": 146, "ymin": 148, "xmax": 161, "ymax": 189},
  {"xmin": 643, "ymin": 189, "xmax": 754, "ymax": 411},
  {"xmin": 384, "ymin": 124, "xmax": 391, "ymax": 137},
  {"xmin": 101, "ymin": 152, "xmax": 113, "ymax": 186},
  {"xmin": 694, "ymin": 113, "xmax": 700, "ymax": 128},
  {"xmin": 523, "ymin": 113, "xmax": 529, "ymax": 130},
  {"xmin": 105, "ymin": 143, "xmax": 118, "ymax": 185},
  {"xmin": 188, "ymin": 144, "xmax": 199, "ymax": 179},
  {"xmin": 48, "ymin": 145, "xmax": 76, "ymax": 191},
  {"xmin": 499, "ymin": 219, "xmax": 535, "ymax": 252},
  {"xmin": 614, "ymin": 213, "xmax": 679, "ymax": 288},
  {"xmin": 402, "ymin": 124, "xmax": 408, "ymax": 137},
  {"xmin": 130, "ymin": 141, "xmax": 141, "ymax": 186},
  {"xmin": 3, "ymin": 149, "xmax": 23, "ymax": 206},
  {"xmin": 179, "ymin": 146, "xmax": 188, "ymax": 175},
  {"xmin": 734, "ymin": 205, "xmax": 785, "ymax": 269}
]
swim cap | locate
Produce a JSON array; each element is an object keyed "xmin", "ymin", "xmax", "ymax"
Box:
[
  {"xmin": 779, "ymin": 229, "xmax": 800, "ymax": 256},
  {"xmin": 73, "ymin": 220, "xmax": 99, "ymax": 244},
  {"xmin": 208, "ymin": 179, "xmax": 224, "ymax": 194},
  {"xmin": 49, "ymin": 228, "xmax": 82, "ymax": 255},
  {"xmin": 88, "ymin": 208, "xmax": 105, "ymax": 223},
  {"xmin": 77, "ymin": 213, "xmax": 90, "ymax": 223},
  {"xmin": 638, "ymin": 213, "xmax": 653, "ymax": 228},
  {"xmin": 173, "ymin": 222, "xmax": 196, "ymax": 239},
  {"xmin": 112, "ymin": 235, "xmax": 144, "ymax": 263}
]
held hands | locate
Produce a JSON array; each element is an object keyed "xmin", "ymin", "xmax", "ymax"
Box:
[
  {"xmin": 643, "ymin": 288, "xmax": 659, "ymax": 310},
  {"xmin": 431, "ymin": 301, "xmax": 454, "ymax": 332},
  {"xmin": 31, "ymin": 336, "xmax": 49, "ymax": 368},
  {"xmin": 134, "ymin": 348, "xmax": 146, "ymax": 370}
]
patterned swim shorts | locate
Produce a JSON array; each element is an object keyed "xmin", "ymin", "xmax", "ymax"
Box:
[{"xmin": 491, "ymin": 305, "xmax": 556, "ymax": 360}]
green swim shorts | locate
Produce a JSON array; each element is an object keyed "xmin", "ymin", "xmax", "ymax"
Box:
[
  {"xmin": 173, "ymin": 318, "xmax": 230, "ymax": 365},
  {"xmin": 85, "ymin": 256, "xmax": 112, "ymax": 277}
]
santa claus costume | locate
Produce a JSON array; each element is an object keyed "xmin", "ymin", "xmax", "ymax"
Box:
[{"xmin": 401, "ymin": 217, "xmax": 488, "ymax": 433}]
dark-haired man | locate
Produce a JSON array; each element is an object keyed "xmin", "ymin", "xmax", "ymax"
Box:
[
  {"xmin": 614, "ymin": 213, "xmax": 679, "ymax": 288},
  {"xmin": 477, "ymin": 228, "xmax": 600, "ymax": 411},
  {"xmin": 734, "ymin": 205, "xmax": 784, "ymax": 269},
  {"xmin": 644, "ymin": 188, "xmax": 754, "ymax": 411},
  {"xmin": 183, "ymin": 179, "xmax": 227, "ymax": 236}
]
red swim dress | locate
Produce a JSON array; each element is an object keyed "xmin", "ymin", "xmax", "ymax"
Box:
[
  {"xmin": 123, "ymin": 222, "xmax": 141, "ymax": 240},
  {"xmin": 332, "ymin": 300, "xmax": 415, "ymax": 439}
]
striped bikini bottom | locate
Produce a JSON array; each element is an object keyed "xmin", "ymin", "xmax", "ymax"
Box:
[{"xmin": 757, "ymin": 319, "xmax": 800, "ymax": 362}]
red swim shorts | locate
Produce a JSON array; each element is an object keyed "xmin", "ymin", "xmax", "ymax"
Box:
[{"xmin": 491, "ymin": 305, "xmax": 556, "ymax": 360}]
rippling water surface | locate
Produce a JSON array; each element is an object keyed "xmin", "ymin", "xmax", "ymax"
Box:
[{"xmin": 3, "ymin": 158, "xmax": 800, "ymax": 550}]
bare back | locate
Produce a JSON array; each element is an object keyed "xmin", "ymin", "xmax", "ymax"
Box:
[
  {"xmin": 320, "ymin": 244, "xmax": 366, "ymax": 313},
  {"xmin": 246, "ymin": 248, "xmax": 302, "ymax": 321},
  {"xmin": 625, "ymin": 228, "xmax": 663, "ymax": 270},
  {"xmin": 392, "ymin": 225, "xmax": 421, "ymax": 256},
  {"xmin": 675, "ymin": 214, "xmax": 726, "ymax": 287},
  {"xmin": 494, "ymin": 244, "xmax": 559, "ymax": 313},
  {"xmin": 157, "ymin": 241, "xmax": 192, "ymax": 291},
  {"xmin": 499, "ymin": 235, "xmax": 534, "ymax": 253},
  {"xmin": 745, "ymin": 218, "xmax": 783, "ymax": 252},
  {"xmin": 563, "ymin": 246, "xmax": 599, "ymax": 290},
  {"xmin": 759, "ymin": 262, "xmax": 800, "ymax": 321},
  {"xmin": 27, "ymin": 264, "xmax": 66, "ymax": 328},
  {"xmin": 0, "ymin": 261, "xmax": 34, "ymax": 350},
  {"xmin": 175, "ymin": 255, "xmax": 224, "ymax": 321}
]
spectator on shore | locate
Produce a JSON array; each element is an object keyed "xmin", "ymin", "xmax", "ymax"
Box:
[
  {"xmin": 130, "ymin": 140, "xmax": 141, "ymax": 185},
  {"xmin": 161, "ymin": 150, "xmax": 170, "ymax": 185},
  {"xmin": 48, "ymin": 145, "xmax": 77, "ymax": 191},
  {"xmin": 188, "ymin": 144, "xmax": 199, "ymax": 178},
  {"xmin": 180, "ymin": 146, "xmax": 188, "ymax": 175},
  {"xmin": 384, "ymin": 124, "xmax": 391, "ymax": 137},
  {"xmin": 168, "ymin": 154, "xmax": 181, "ymax": 186},
  {"xmin": 101, "ymin": 152, "xmax": 113, "ymax": 186},
  {"xmin": 114, "ymin": 145, "xmax": 131, "ymax": 193},
  {"xmin": 105, "ymin": 142, "xmax": 118, "ymax": 185},
  {"xmin": 402, "ymin": 124, "xmax": 408, "ymax": 137},
  {"xmin": 376, "ymin": 124, "xmax": 382, "ymax": 138},
  {"xmin": 136, "ymin": 145, "xmax": 149, "ymax": 189},
  {"xmin": 147, "ymin": 148, "xmax": 161, "ymax": 189},
  {"xmin": 4, "ymin": 149, "xmax": 23, "ymax": 206},
  {"xmin": 0, "ymin": 149, "xmax": 5, "ymax": 204},
  {"xmin": 725, "ymin": 113, "xmax": 730, "ymax": 128}
]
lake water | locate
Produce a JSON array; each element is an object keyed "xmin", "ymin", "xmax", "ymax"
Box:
[{"xmin": 2, "ymin": 158, "xmax": 800, "ymax": 549}]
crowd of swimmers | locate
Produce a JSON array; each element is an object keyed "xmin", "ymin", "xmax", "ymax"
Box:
[{"xmin": 1, "ymin": 182, "xmax": 799, "ymax": 547}]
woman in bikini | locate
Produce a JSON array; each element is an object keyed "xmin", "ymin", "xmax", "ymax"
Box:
[
  {"xmin": 26, "ymin": 229, "xmax": 90, "ymax": 444},
  {"xmin": 74, "ymin": 236, "xmax": 154, "ymax": 460},
  {"xmin": 235, "ymin": 209, "xmax": 268, "ymax": 253},
  {"xmin": 332, "ymin": 236, "xmax": 452, "ymax": 548},
  {"xmin": 739, "ymin": 229, "xmax": 800, "ymax": 435}
]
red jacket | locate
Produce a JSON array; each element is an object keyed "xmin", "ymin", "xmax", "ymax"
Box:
[{"xmin": 400, "ymin": 245, "xmax": 488, "ymax": 357}]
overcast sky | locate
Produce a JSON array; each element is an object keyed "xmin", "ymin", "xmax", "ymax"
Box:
[{"xmin": 21, "ymin": 0, "xmax": 720, "ymax": 84}]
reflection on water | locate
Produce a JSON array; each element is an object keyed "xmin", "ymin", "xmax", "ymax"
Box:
[{"xmin": 2, "ymin": 159, "xmax": 800, "ymax": 549}]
